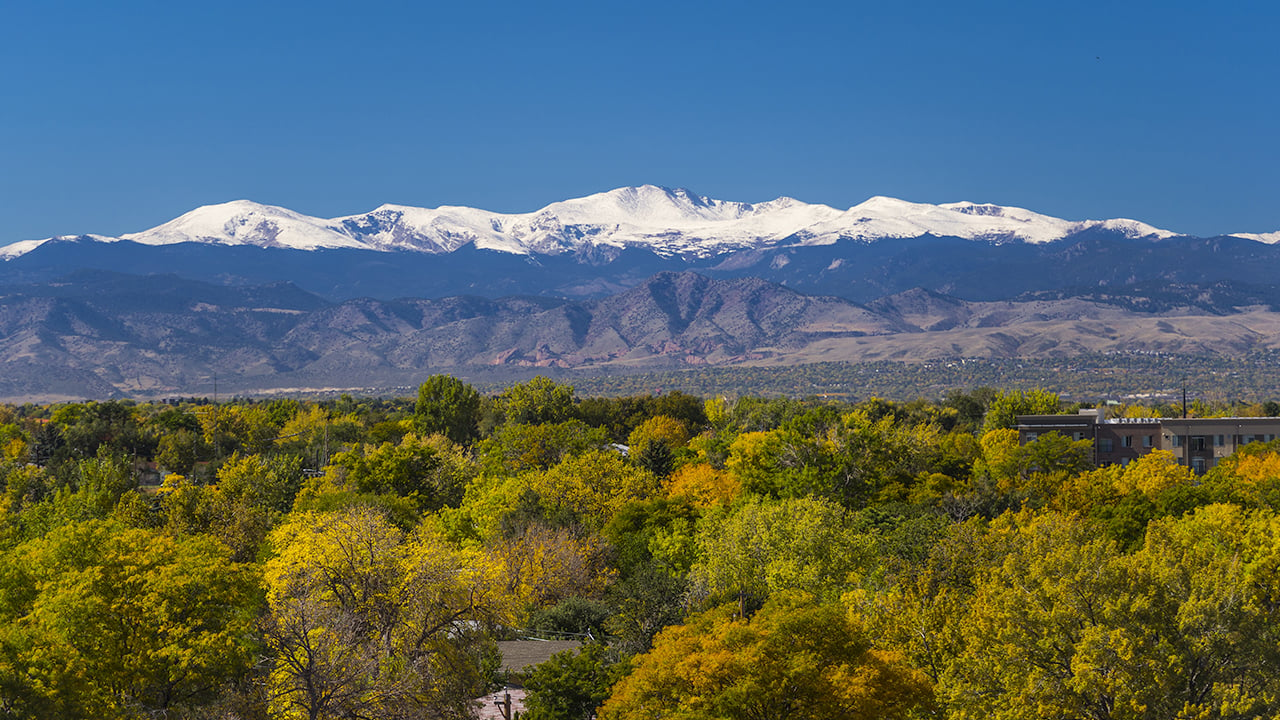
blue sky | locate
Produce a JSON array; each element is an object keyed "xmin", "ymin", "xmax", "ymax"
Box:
[{"xmin": 2, "ymin": 0, "xmax": 1277, "ymax": 243}]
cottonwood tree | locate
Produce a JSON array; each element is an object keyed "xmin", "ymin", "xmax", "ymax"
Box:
[
  {"xmin": 600, "ymin": 592, "xmax": 935, "ymax": 720},
  {"xmin": 501, "ymin": 377, "xmax": 576, "ymax": 426},
  {"xmin": 929, "ymin": 507, "xmax": 1280, "ymax": 720},
  {"xmin": 0, "ymin": 519, "xmax": 258, "ymax": 718},
  {"xmin": 689, "ymin": 495, "xmax": 874, "ymax": 614},
  {"xmin": 263, "ymin": 506, "xmax": 512, "ymax": 720},
  {"xmin": 415, "ymin": 375, "xmax": 482, "ymax": 445}
]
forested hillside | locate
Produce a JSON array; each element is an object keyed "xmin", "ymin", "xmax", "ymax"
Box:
[{"xmin": 2, "ymin": 379, "xmax": 1280, "ymax": 719}]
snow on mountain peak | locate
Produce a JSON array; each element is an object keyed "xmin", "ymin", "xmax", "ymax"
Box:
[
  {"xmin": 1091, "ymin": 218, "xmax": 1178, "ymax": 240},
  {"xmin": 0, "ymin": 239, "xmax": 47, "ymax": 260},
  {"xmin": 1, "ymin": 187, "xmax": 1209, "ymax": 261},
  {"xmin": 542, "ymin": 185, "xmax": 746, "ymax": 225},
  {"xmin": 123, "ymin": 200, "xmax": 367, "ymax": 250},
  {"xmin": 1229, "ymin": 231, "xmax": 1280, "ymax": 244},
  {"xmin": 0, "ymin": 233, "xmax": 123, "ymax": 260}
]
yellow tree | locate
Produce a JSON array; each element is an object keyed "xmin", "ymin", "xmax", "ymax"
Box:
[
  {"xmin": 526, "ymin": 449, "xmax": 659, "ymax": 530},
  {"xmin": 938, "ymin": 507, "xmax": 1280, "ymax": 720},
  {"xmin": 689, "ymin": 495, "xmax": 874, "ymax": 614},
  {"xmin": 941, "ymin": 510, "xmax": 1130, "ymax": 720},
  {"xmin": 489, "ymin": 523, "xmax": 616, "ymax": 611},
  {"xmin": 599, "ymin": 592, "xmax": 935, "ymax": 720},
  {"xmin": 0, "ymin": 519, "xmax": 258, "ymax": 718},
  {"xmin": 1120, "ymin": 504, "xmax": 1280, "ymax": 719},
  {"xmin": 1050, "ymin": 450, "xmax": 1198, "ymax": 546},
  {"xmin": 263, "ymin": 507, "xmax": 512, "ymax": 720},
  {"xmin": 664, "ymin": 462, "xmax": 740, "ymax": 508},
  {"xmin": 1204, "ymin": 445, "xmax": 1280, "ymax": 509}
]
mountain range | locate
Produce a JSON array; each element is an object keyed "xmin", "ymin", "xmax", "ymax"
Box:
[
  {"xmin": 4, "ymin": 269, "xmax": 1280, "ymax": 402},
  {"xmin": 3, "ymin": 185, "xmax": 1203, "ymax": 261},
  {"xmin": 5, "ymin": 187, "xmax": 1280, "ymax": 307},
  {"xmin": 4, "ymin": 186, "xmax": 1280, "ymax": 400}
]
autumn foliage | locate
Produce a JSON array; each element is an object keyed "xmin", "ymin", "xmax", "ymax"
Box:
[{"xmin": 2, "ymin": 381, "xmax": 1280, "ymax": 719}]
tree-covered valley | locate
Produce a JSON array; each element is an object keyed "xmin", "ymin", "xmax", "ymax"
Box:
[{"xmin": 2, "ymin": 378, "xmax": 1280, "ymax": 719}]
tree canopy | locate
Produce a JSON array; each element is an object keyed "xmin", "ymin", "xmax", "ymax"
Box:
[{"xmin": 2, "ymin": 381, "xmax": 1279, "ymax": 719}]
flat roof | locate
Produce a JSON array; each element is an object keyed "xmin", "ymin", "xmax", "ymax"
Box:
[{"xmin": 1017, "ymin": 415, "xmax": 1280, "ymax": 425}]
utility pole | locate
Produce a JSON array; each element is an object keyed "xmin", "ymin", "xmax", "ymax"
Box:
[{"xmin": 493, "ymin": 689, "xmax": 512, "ymax": 720}]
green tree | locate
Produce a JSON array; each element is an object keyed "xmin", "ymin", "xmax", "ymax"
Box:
[
  {"xmin": 726, "ymin": 411, "xmax": 944, "ymax": 509},
  {"xmin": 502, "ymin": 376, "xmax": 576, "ymax": 425},
  {"xmin": 527, "ymin": 597, "xmax": 613, "ymax": 637},
  {"xmin": 522, "ymin": 643, "xmax": 630, "ymax": 720},
  {"xmin": 50, "ymin": 400, "xmax": 151, "ymax": 463},
  {"xmin": 603, "ymin": 496, "xmax": 700, "ymax": 579},
  {"xmin": 981, "ymin": 389, "xmax": 1061, "ymax": 433},
  {"xmin": 327, "ymin": 433, "xmax": 473, "ymax": 512},
  {"xmin": 156, "ymin": 428, "xmax": 200, "ymax": 475},
  {"xmin": 30, "ymin": 450, "xmax": 140, "ymax": 535},
  {"xmin": 603, "ymin": 565, "xmax": 689, "ymax": 654},
  {"xmin": 478, "ymin": 420, "xmax": 610, "ymax": 476},
  {"xmin": 414, "ymin": 374, "xmax": 482, "ymax": 444}
]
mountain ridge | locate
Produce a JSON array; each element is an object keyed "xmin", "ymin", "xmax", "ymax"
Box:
[
  {"xmin": 5, "ymin": 185, "xmax": 1210, "ymax": 261},
  {"xmin": 4, "ymin": 269, "xmax": 1280, "ymax": 402}
]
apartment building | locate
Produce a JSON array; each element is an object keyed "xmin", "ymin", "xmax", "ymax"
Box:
[{"xmin": 1015, "ymin": 409, "xmax": 1280, "ymax": 474}]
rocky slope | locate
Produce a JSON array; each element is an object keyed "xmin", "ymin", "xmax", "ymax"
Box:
[{"xmin": 3, "ymin": 270, "xmax": 1280, "ymax": 401}]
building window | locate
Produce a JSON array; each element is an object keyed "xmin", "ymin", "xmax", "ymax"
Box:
[
  {"xmin": 1143, "ymin": 435, "xmax": 1153, "ymax": 448},
  {"xmin": 1217, "ymin": 435, "xmax": 1225, "ymax": 447},
  {"xmin": 1192, "ymin": 457, "xmax": 1207, "ymax": 474},
  {"xmin": 1123, "ymin": 435, "xmax": 1133, "ymax": 448},
  {"xmin": 1191, "ymin": 436, "xmax": 1208, "ymax": 452},
  {"xmin": 1099, "ymin": 438, "xmax": 1114, "ymax": 452},
  {"xmin": 1171, "ymin": 436, "xmax": 1181, "ymax": 447}
]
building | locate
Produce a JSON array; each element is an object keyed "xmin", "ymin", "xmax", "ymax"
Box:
[
  {"xmin": 1016, "ymin": 409, "xmax": 1280, "ymax": 474},
  {"xmin": 473, "ymin": 639, "xmax": 584, "ymax": 719}
]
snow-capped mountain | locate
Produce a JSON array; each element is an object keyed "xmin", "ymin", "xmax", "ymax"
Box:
[
  {"xmin": 802, "ymin": 196, "xmax": 1176, "ymax": 246},
  {"xmin": 0, "ymin": 234, "xmax": 117, "ymax": 260},
  {"xmin": 3, "ymin": 185, "xmax": 1200, "ymax": 260},
  {"xmin": 1231, "ymin": 231, "xmax": 1280, "ymax": 244},
  {"xmin": 123, "ymin": 200, "xmax": 365, "ymax": 250}
]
